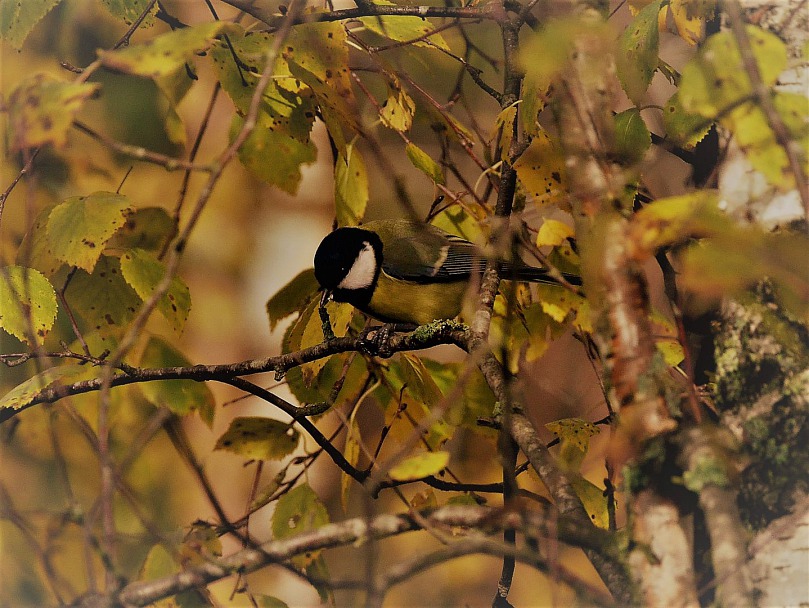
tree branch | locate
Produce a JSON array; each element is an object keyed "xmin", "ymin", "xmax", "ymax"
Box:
[
  {"xmin": 113, "ymin": 505, "xmax": 613, "ymax": 607},
  {"xmin": 0, "ymin": 324, "xmax": 470, "ymax": 422}
]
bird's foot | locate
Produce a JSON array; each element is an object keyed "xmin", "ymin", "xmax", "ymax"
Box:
[{"xmin": 359, "ymin": 323, "xmax": 416, "ymax": 357}]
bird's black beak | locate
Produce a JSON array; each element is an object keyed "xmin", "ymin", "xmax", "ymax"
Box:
[{"xmin": 320, "ymin": 289, "xmax": 333, "ymax": 307}]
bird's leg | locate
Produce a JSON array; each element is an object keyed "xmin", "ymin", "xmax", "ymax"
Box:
[
  {"xmin": 318, "ymin": 292, "xmax": 335, "ymax": 341},
  {"xmin": 359, "ymin": 323, "xmax": 417, "ymax": 357}
]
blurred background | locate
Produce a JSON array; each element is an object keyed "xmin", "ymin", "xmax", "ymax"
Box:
[{"xmin": 0, "ymin": 0, "xmax": 696, "ymax": 604}]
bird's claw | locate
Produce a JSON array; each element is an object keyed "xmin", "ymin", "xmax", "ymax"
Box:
[
  {"xmin": 358, "ymin": 323, "xmax": 415, "ymax": 357},
  {"xmin": 359, "ymin": 324, "xmax": 395, "ymax": 357}
]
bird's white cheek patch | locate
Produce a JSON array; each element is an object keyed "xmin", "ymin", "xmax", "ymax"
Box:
[{"xmin": 338, "ymin": 242, "xmax": 376, "ymax": 290}]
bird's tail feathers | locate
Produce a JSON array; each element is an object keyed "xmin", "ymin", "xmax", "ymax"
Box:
[{"xmin": 504, "ymin": 264, "xmax": 582, "ymax": 286}]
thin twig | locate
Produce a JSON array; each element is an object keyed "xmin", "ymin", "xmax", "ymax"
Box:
[{"xmin": 72, "ymin": 121, "xmax": 212, "ymax": 172}]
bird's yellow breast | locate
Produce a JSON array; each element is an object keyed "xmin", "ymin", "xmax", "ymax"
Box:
[{"xmin": 366, "ymin": 272, "xmax": 469, "ymax": 325}]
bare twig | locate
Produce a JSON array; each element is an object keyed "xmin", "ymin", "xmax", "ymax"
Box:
[{"xmin": 72, "ymin": 121, "xmax": 212, "ymax": 172}]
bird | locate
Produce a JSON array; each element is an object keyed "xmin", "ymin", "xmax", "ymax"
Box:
[{"xmin": 313, "ymin": 219, "xmax": 581, "ymax": 327}]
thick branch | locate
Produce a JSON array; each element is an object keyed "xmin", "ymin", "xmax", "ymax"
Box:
[
  {"xmin": 627, "ymin": 490, "xmax": 699, "ymax": 607},
  {"xmin": 114, "ymin": 505, "xmax": 612, "ymax": 607}
]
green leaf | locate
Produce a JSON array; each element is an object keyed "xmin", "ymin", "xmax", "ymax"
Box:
[
  {"xmin": 519, "ymin": 17, "xmax": 613, "ymax": 100},
  {"xmin": 536, "ymin": 283, "xmax": 584, "ymax": 324},
  {"xmin": 154, "ymin": 69, "xmax": 194, "ymax": 146},
  {"xmin": 656, "ymin": 338, "xmax": 685, "ymax": 367},
  {"xmin": 233, "ymin": 115, "xmax": 318, "ymax": 195},
  {"xmin": 139, "ymin": 544, "xmax": 211, "ymax": 608},
  {"xmin": 7, "ymin": 74, "xmax": 100, "ymax": 151},
  {"xmin": 495, "ymin": 104, "xmax": 517, "ymax": 158},
  {"xmin": 47, "ymin": 192, "xmax": 132, "ymax": 272},
  {"xmin": 65, "ymin": 255, "xmax": 141, "ymax": 337},
  {"xmin": 360, "ymin": 1, "xmax": 449, "ymax": 50},
  {"xmin": 283, "ymin": 317, "xmax": 370, "ymax": 413},
  {"xmin": 405, "ymin": 142, "xmax": 444, "ymax": 185},
  {"xmin": 399, "ymin": 354, "xmax": 444, "ymax": 408},
  {"xmin": 341, "ymin": 423, "xmax": 361, "ymax": 512},
  {"xmin": 266, "ymin": 269, "xmax": 319, "ymax": 331},
  {"xmin": 431, "ymin": 206, "xmax": 485, "ymax": 243},
  {"xmin": 726, "ymin": 104, "xmax": 792, "ymax": 189},
  {"xmin": 283, "ymin": 21, "xmax": 357, "ymax": 154},
  {"xmin": 138, "ymin": 337, "xmax": 216, "ymax": 425},
  {"xmin": 139, "ymin": 544, "xmax": 177, "ymax": 580},
  {"xmin": 99, "ymin": 22, "xmax": 236, "ymax": 78},
  {"xmin": 680, "ymin": 231, "xmax": 809, "ymax": 321},
  {"xmin": 520, "ymin": 72, "xmax": 549, "ymax": 137},
  {"xmin": 298, "ymin": 299, "xmax": 354, "ymax": 385},
  {"xmin": 679, "ymin": 26, "xmax": 787, "ymax": 119},
  {"xmin": 513, "ymin": 129, "xmax": 568, "ymax": 210},
  {"xmin": 775, "ymin": 92, "xmax": 809, "ymax": 162},
  {"xmin": 0, "ymin": 266, "xmax": 58, "ymax": 345},
  {"xmin": 447, "ymin": 493, "xmax": 479, "ymax": 506},
  {"xmin": 211, "ymin": 29, "xmax": 316, "ymax": 144},
  {"xmin": 0, "ymin": 0, "xmax": 62, "ymax": 49},
  {"xmin": 17, "ymin": 203, "xmax": 64, "ymax": 277},
  {"xmin": 523, "ymin": 302, "xmax": 567, "ymax": 362},
  {"xmin": 380, "ymin": 82, "xmax": 415, "ymax": 132},
  {"xmin": 629, "ymin": 190, "xmax": 727, "ymax": 253},
  {"xmin": 335, "ymin": 141, "xmax": 369, "ymax": 226},
  {"xmin": 545, "ymin": 418, "xmax": 600, "ymax": 452},
  {"xmin": 376, "ymin": 360, "xmax": 454, "ymax": 448},
  {"xmin": 120, "ymin": 248, "xmax": 191, "ymax": 334},
  {"xmin": 389, "ymin": 451, "xmax": 450, "ymax": 481},
  {"xmin": 663, "ymin": 90, "xmax": 712, "ymax": 147},
  {"xmin": 614, "ymin": 108, "xmax": 651, "ymax": 164},
  {"xmin": 271, "ymin": 484, "xmax": 329, "ymax": 567},
  {"xmin": 649, "ymin": 309, "xmax": 685, "ymax": 367},
  {"xmin": 305, "ymin": 555, "xmax": 332, "ymax": 603},
  {"xmin": 215, "ymin": 417, "xmax": 299, "ymax": 461},
  {"xmin": 106, "ymin": 207, "xmax": 175, "ymax": 253},
  {"xmin": 284, "ymin": 21, "xmax": 353, "ymax": 100},
  {"xmin": 100, "ymin": 0, "xmax": 155, "ymax": 26},
  {"xmin": 616, "ymin": 0, "xmax": 661, "ymax": 105},
  {"xmin": 0, "ymin": 364, "xmax": 93, "ymax": 410},
  {"xmin": 250, "ymin": 472, "xmax": 284, "ymax": 512}
]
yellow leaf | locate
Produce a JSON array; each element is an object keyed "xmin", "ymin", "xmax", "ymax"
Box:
[
  {"xmin": 545, "ymin": 418, "xmax": 600, "ymax": 452},
  {"xmin": 514, "ymin": 129, "xmax": 568, "ymax": 210},
  {"xmin": 299, "ymin": 300, "xmax": 354, "ymax": 384},
  {"xmin": 574, "ymin": 300, "xmax": 593, "ymax": 333},
  {"xmin": 669, "ymin": 0, "xmax": 705, "ymax": 45},
  {"xmin": 571, "ymin": 476, "xmax": 611, "ymax": 529},
  {"xmin": 341, "ymin": 432, "xmax": 361, "ymax": 512},
  {"xmin": 7, "ymin": 74, "xmax": 100, "ymax": 151},
  {"xmin": 214, "ymin": 417, "xmax": 300, "ymax": 461},
  {"xmin": 389, "ymin": 451, "xmax": 450, "ymax": 481},
  {"xmin": 537, "ymin": 219, "xmax": 574, "ymax": 248},
  {"xmin": 656, "ymin": 338, "xmax": 685, "ymax": 366},
  {"xmin": 536, "ymin": 283, "xmax": 585, "ymax": 324},
  {"xmin": 380, "ymin": 81, "xmax": 415, "ymax": 133}
]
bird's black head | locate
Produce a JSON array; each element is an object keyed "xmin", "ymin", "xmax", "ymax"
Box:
[{"xmin": 313, "ymin": 227, "xmax": 383, "ymax": 291}]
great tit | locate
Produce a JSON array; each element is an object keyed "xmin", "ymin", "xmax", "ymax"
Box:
[{"xmin": 313, "ymin": 219, "xmax": 580, "ymax": 326}]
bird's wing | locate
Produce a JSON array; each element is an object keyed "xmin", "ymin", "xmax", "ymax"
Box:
[
  {"xmin": 379, "ymin": 229, "xmax": 480, "ymax": 283},
  {"xmin": 366, "ymin": 220, "xmax": 580, "ymax": 285}
]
